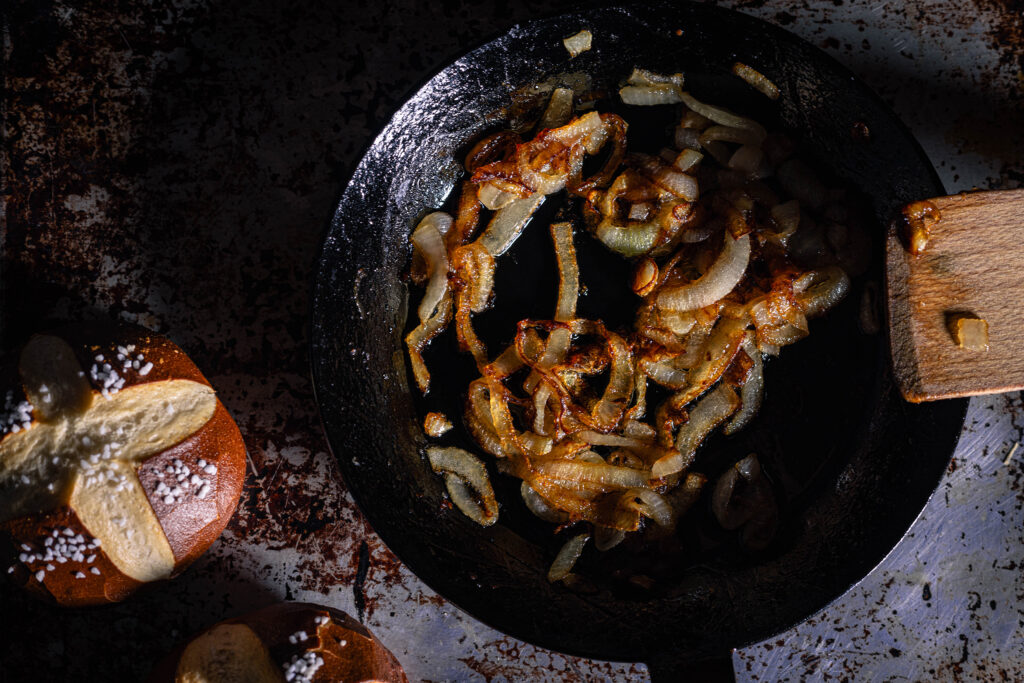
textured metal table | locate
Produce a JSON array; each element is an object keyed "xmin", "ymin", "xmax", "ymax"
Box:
[{"xmin": 2, "ymin": 1, "xmax": 1022, "ymax": 680}]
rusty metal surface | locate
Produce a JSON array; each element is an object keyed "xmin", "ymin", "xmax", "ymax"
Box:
[{"xmin": 1, "ymin": 0, "xmax": 1021, "ymax": 681}]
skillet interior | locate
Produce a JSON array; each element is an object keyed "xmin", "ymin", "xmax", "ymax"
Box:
[{"xmin": 311, "ymin": 2, "xmax": 967, "ymax": 664}]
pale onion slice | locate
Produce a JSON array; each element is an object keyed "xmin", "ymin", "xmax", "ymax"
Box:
[
  {"xmin": 577, "ymin": 431, "xmax": 653, "ymax": 449},
  {"xmin": 548, "ymin": 532, "xmax": 590, "ymax": 582},
  {"xmin": 563, "ymin": 29, "xmax": 592, "ymax": 58},
  {"xmin": 540, "ymin": 87, "xmax": 575, "ymax": 130},
  {"xmin": 795, "ymin": 266, "xmax": 850, "ymax": 317},
  {"xmin": 673, "ymin": 149, "xmax": 704, "ymax": 173},
  {"xmin": 768, "ymin": 199, "xmax": 800, "ymax": 245},
  {"xmin": 478, "ymin": 182, "xmax": 517, "ymax": 210},
  {"xmin": 621, "ymin": 488, "xmax": 675, "ymax": 528},
  {"xmin": 657, "ymin": 233, "xmax": 751, "ymax": 312},
  {"xmin": 652, "ymin": 384, "xmax": 739, "ymax": 479},
  {"xmin": 644, "ymin": 360, "xmax": 689, "ymax": 389},
  {"xmin": 427, "ymin": 446, "xmax": 499, "ymax": 527},
  {"xmin": 622, "ymin": 420, "xmax": 657, "ymax": 441},
  {"xmin": 680, "ymin": 92, "xmax": 766, "ymax": 143},
  {"xmin": 535, "ymin": 459, "xmax": 650, "ymax": 490},
  {"xmin": 411, "ymin": 213, "xmax": 452, "ymax": 322},
  {"xmin": 732, "ymin": 62, "xmax": 780, "ymax": 100},
  {"xmin": 654, "ymin": 167, "xmax": 699, "ymax": 201},
  {"xmin": 596, "ymin": 220, "xmax": 661, "ymax": 257},
  {"xmin": 699, "ymin": 125, "xmax": 763, "ymax": 148},
  {"xmin": 627, "ymin": 68, "xmax": 685, "ymax": 87},
  {"xmin": 620, "ymin": 84, "xmax": 684, "ymax": 106},
  {"xmin": 724, "ymin": 332, "xmax": 764, "ymax": 435},
  {"xmin": 728, "ymin": 145, "xmax": 769, "ymax": 179},
  {"xmin": 521, "ymin": 481, "xmax": 568, "ymax": 523},
  {"xmin": 478, "ymin": 193, "xmax": 545, "ymax": 256},
  {"xmin": 594, "ymin": 525, "xmax": 626, "ymax": 551}
]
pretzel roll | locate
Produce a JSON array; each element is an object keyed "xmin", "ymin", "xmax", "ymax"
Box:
[
  {"xmin": 149, "ymin": 602, "xmax": 408, "ymax": 683},
  {"xmin": 0, "ymin": 323, "xmax": 246, "ymax": 606}
]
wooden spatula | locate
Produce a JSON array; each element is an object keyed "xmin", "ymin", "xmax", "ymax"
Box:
[{"xmin": 886, "ymin": 189, "xmax": 1024, "ymax": 402}]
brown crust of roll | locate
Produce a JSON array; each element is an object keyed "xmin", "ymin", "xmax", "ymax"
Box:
[
  {"xmin": 0, "ymin": 322, "xmax": 247, "ymax": 606},
  {"xmin": 148, "ymin": 602, "xmax": 408, "ymax": 683}
]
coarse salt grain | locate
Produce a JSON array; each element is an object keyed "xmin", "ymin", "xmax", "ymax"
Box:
[
  {"xmin": 0, "ymin": 390, "xmax": 34, "ymax": 436},
  {"xmin": 282, "ymin": 652, "xmax": 324, "ymax": 683}
]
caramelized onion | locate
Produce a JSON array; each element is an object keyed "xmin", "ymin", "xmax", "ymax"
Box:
[
  {"xmin": 408, "ymin": 70, "xmax": 862, "ymax": 562},
  {"xmin": 405, "ymin": 294, "xmax": 452, "ymax": 394},
  {"xmin": 731, "ymin": 62, "xmax": 780, "ymax": 100}
]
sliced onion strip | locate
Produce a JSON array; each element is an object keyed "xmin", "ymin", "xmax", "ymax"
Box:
[
  {"xmin": 427, "ymin": 446, "xmax": 499, "ymax": 527},
  {"xmin": 411, "ymin": 213, "xmax": 452, "ymax": 322},
  {"xmin": 478, "ymin": 193, "xmax": 545, "ymax": 256},
  {"xmin": 795, "ymin": 266, "xmax": 850, "ymax": 317},
  {"xmin": 521, "ymin": 481, "xmax": 568, "ymax": 523},
  {"xmin": 548, "ymin": 532, "xmax": 590, "ymax": 582},
  {"xmin": 652, "ymin": 384, "xmax": 739, "ymax": 479},
  {"xmin": 732, "ymin": 62, "xmax": 780, "ymax": 100},
  {"xmin": 724, "ymin": 332, "xmax": 764, "ymax": 435},
  {"xmin": 680, "ymin": 92, "xmax": 766, "ymax": 142},
  {"xmin": 657, "ymin": 232, "xmax": 751, "ymax": 312},
  {"xmin": 405, "ymin": 294, "xmax": 452, "ymax": 394},
  {"xmin": 540, "ymin": 87, "xmax": 576, "ymax": 129}
]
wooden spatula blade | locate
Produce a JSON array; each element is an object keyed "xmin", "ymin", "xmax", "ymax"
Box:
[{"xmin": 887, "ymin": 189, "xmax": 1024, "ymax": 402}]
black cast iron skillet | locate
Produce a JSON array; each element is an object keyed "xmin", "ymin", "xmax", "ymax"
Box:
[{"xmin": 311, "ymin": 2, "xmax": 967, "ymax": 673}]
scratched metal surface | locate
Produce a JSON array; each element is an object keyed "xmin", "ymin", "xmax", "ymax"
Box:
[{"xmin": 1, "ymin": 1, "xmax": 1021, "ymax": 681}]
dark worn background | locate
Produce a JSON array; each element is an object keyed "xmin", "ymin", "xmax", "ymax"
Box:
[{"xmin": 2, "ymin": 1, "xmax": 1022, "ymax": 680}]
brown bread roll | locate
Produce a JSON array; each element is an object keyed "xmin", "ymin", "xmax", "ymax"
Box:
[
  {"xmin": 0, "ymin": 323, "xmax": 246, "ymax": 605},
  {"xmin": 149, "ymin": 602, "xmax": 408, "ymax": 683}
]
